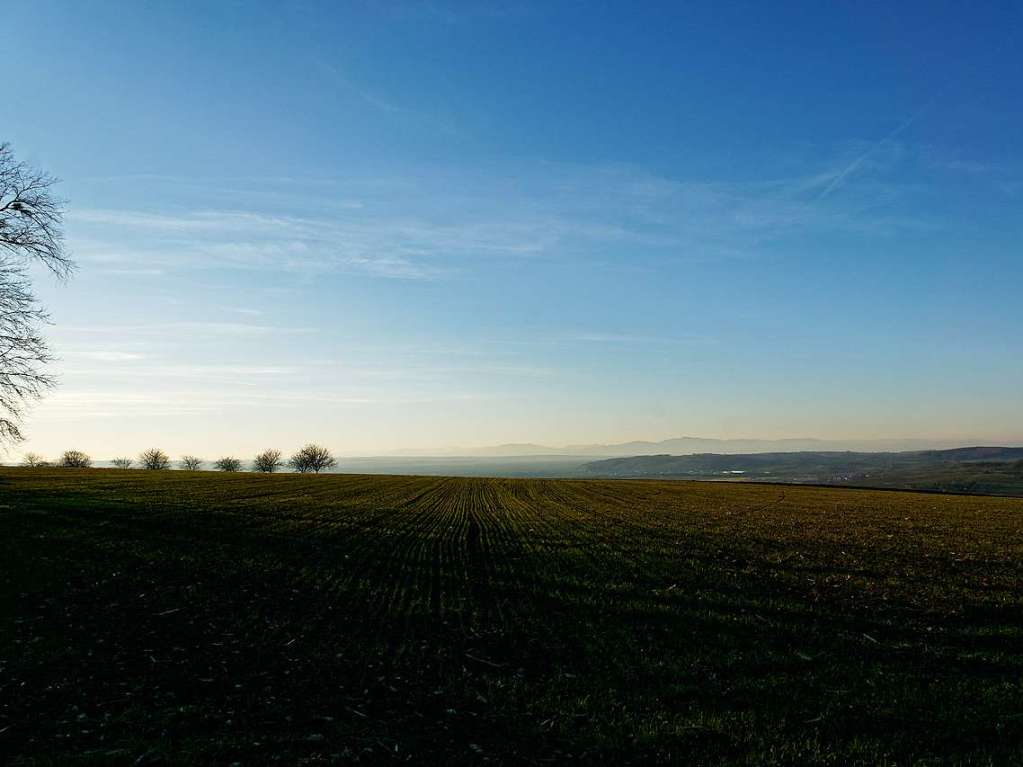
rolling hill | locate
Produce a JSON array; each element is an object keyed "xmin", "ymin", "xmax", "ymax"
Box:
[{"xmin": 580, "ymin": 446, "xmax": 1023, "ymax": 495}]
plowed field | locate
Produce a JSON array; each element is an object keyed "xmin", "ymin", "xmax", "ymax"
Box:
[{"xmin": 2, "ymin": 469, "xmax": 1022, "ymax": 764}]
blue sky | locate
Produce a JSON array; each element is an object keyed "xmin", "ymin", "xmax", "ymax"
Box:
[{"xmin": 3, "ymin": 1, "xmax": 1022, "ymax": 456}]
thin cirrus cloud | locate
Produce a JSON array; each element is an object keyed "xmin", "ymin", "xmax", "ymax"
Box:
[
  {"xmin": 558, "ymin": 332, "xmax": 716, "ymax": 346},
  {"xmin": 314, "ymin": 61, "xmax": 463, "ymax": 138},
  {"xmin": 58, "ymin": 321, "xmax": 316, "ymax": 338},
  {"xmin": 66, "ymin": 154, "xmax": 927, "ymax": 281},
  {"xmin": 47, "ymin": 335, "xmax": 555, "ymax": 422},
  {"xmin": 65, "ymin": 351, "xmax": 148, "ymax": 362},
  {"xmin": 69, "ymin": 364, "xmax": 299, "ymax": 380},
  {"xmin": 32, "ymin": 388, "xmax": 502, "ymax": 421},
  {"xmin": 61, "ymin": 357, "xmax": 553, "ymax": 385}
]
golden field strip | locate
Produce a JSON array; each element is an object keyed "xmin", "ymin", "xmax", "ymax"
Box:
[{"xmin": 1, "ymin": 469, "xmax": 1022, "ymax": 765}]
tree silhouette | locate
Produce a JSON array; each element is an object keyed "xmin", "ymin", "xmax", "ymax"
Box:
[
  {"xmin": 288, "ymin": 444, "xmax": 337, "ymax": 474},
  {"xmin": 140, "ymin": 448, "xmax": 171, "ymax": 470},
  {"xmin": 59, "ymin": 450, "xmax": 91, "ymax": 468},
  {"xmin": 253, "ymin": 449, "xmax": 283, "ymax": 473},
  {"xmin": 0, "ymin": 144, "xmax": 72, "ymax": 445},
  {"xmin": 21, "ymin": 452, "xmax": 47, "ymax": 467}
]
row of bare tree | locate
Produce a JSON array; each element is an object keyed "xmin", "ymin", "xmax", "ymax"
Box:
[{"xmin": 22, "ymin": 444, "xmax": 338, "ymax": 474}]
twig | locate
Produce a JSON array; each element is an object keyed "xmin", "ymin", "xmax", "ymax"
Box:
[{"xmin": 465, "ymin": 652, "xmax": 505, "ymax": 668}]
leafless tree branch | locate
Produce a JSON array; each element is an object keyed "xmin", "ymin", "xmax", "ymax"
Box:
[
  {"xmin": 0, "ymin": 144, "xmax": 72, "ymax": 278},
  {"xmin": 288, "ymin": 444, "xmax": 337, "ymax": 474},
  {"xmin": 180, "ymin": 455, "xmax": 204, "ymax": 471},
  {"xmin": 0, "ymin": 143, "xmax": 72, "ymax": 447},
  {"xmin": 140, "ymin": 448, "xmax": 171, "ymax": 470},
  {"xmin": 253, "ymin": 449, "xmax": 283, "ymax": 473}
]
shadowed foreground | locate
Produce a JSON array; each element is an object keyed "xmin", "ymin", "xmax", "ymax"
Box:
[{"xmin": 1, "ymin": 469, "xmax": 1022, "ymax": 765}]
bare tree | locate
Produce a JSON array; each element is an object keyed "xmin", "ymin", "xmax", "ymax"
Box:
[
  {"xmin": 0, "ymin": 145, "xmax": 70, "ymax": 272},
  {"xmin": 180, "ymin": 455, "xmax": 203, "ymax": 471},
  {"xmin": 140, "ymin": 448, "xmax": 170, "ymax": 470},
  {"xmin": 288, "ymin": 444, "xmax": 337, "ymax": 474},
  {"xmin": 214, "ymin": 456, "xmax": 242, "ymax": 472},
  {"xmin": 252, "ymin": 448, "xmax": 283, "ymax": 473},
  {"xmin": 0, "ymin": 144, "xmax": 72, "ymax": 446},
  {"xmin": 59, "ymin": 449, "xmax": 91, "ymax": 468},
  {"xmin": 21, "ymin": 451, "xmax": 47, "ymax": 467},
  {"xmin": 111, "ymin": 457, "xmax": 133, "ymax": 469},
  {"xmin": 0, "ymin": 265, "xmax": 54, "ymax": 445}
]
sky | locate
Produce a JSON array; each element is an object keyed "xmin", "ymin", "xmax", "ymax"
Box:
[{"xmin": 2, "ymin": 0, "xmax": 1022, "ymax": 458}]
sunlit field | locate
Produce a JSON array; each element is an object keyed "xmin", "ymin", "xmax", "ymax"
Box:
[{"xmin": 2, "ymin": 469, "xmax": 1022, "ymax": 765}]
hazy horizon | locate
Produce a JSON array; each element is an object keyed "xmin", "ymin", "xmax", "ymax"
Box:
[
  {"xmin": 9, "ymin": 433, "xmax": 1023, "ymax": 464},
  {"xmin": 5, "ymin": 1, "xmax": 1022, "ymax": 457}
]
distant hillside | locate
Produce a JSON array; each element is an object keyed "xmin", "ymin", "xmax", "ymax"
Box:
[
  {"xmin": 580, "ymin": 447, "xmax": 1023, "ymax": 496},
  {"xmin": 381, "ymin": 436, "xmax": 1018, "ymax": 459}
]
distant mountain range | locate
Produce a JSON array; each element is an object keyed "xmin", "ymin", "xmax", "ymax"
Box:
[{"xmin": 380, "ymin": 436, "xmax": 1023, "ymax": 458}]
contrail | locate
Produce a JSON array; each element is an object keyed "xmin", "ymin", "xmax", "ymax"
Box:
[{"xmin": 816, "ymin": 104, "xmax": 930, "ymax": 199}]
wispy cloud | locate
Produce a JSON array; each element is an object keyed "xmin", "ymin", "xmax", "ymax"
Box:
[
  {"xmin": 313, "ymin": 61, "xmax": 462, "ymax": 137},
  {"xmin": 817, "ymin": 107, "xmax": 928, "ymax": 199},
  {"xmin": 31, "ymin": 387, "xmax": 502, "ymax": 421},
  {"xmin": 60, "ymin": 321, "xmax": 315, "ymax": 337},
  {"xmin": 66, "ymin": 351, "xmax": 147, "ymax": 362},
  {"xmin": 67, "ymin": 151, "xmax": 931, "ymax": 283},
  {"xmin": 559, "ymin": 332, "xmax": 716, "ymax": 346}
]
